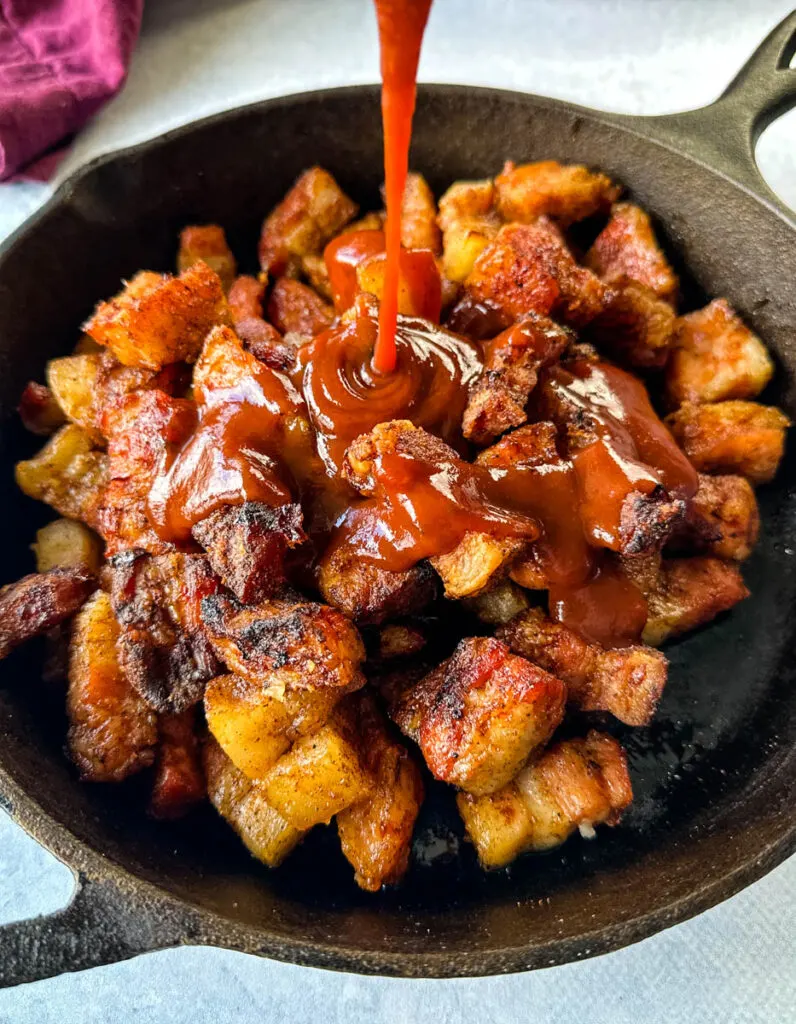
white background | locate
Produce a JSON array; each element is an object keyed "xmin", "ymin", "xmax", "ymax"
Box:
[{"xmin": 0, "ymin": 1, "xmax": 794, "ymax": 1020}]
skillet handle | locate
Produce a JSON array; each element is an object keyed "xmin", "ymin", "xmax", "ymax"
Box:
[
  {"xmin": 0, "ymin": 872, "xmax": 184, "ymax": 988},
  {"xmin": 622, "ymin": 11, "xmax": 796, "ymax": 218}
]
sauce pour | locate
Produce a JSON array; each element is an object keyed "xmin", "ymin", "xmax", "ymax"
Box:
[{"xmin": 372, "ymin": 0, "xmax": 434, "ymax": 374}]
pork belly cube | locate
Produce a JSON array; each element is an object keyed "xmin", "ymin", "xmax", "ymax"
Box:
[
  {"xmin": 462, "ymin": 313, "xmax": 572, "ymax": 445},
  {"xmin": 494, "ymin": 160, "xmax": 620, "ymax": 226},
  {"xmin": 67, "ymin": 592, "xmax": 157, "ymax": 782},
  {"xmin": 204, "ymin": 737, "xmax": 304, "ymax": 868},
  {"xmin": 177, "ymin": 224, "xmax": 237, "ymax": 292},
  {"xmin": 192, "ymin": 502, "xmax": 306, "ymax": 605},
  {"xmin": 84, "ymin": 263, "xmax": 230, "ymax": 369},
  {"xmin": 266, "ymin": 277, "xmax": 334, "ymax": 338},
  {"xmin": 15, "ymin": 424, "xmax": 108, "ymax": 530},
  {"xmin": 585, "ymin": 202, "xmax": 678, "ymax": 304},
  {"xmin": 395, "ymin": 171, "xmax": 442, "ymax": 253},
  {"xmin": 665, "ymin": 299, "xmax": 774, "ymax": 406},
  {"xmin": 0, "ymin": 567, "xmax": 95, "ymax": 663},
  {"xmin": 666, "ymin": 401, "xmax": 789, "ymax": 485},
  {"xmin": 497, "ymin": 606, "xmax": 668, "ymax": 727},
  {"xmin": 669, "ymin": 473, "xmax": 759, "ymax": 561},
  {"xmin": 259, "ymin": 715, "xmax": 371, "ymax": 830},
  {"xmin": 461, "ymin": 221, "xmax": 608, "ymax": 329},
  {"xmin": 318, "ymin": 543, "xmax": 439, "ymax": 625},
  {"xmin": 259, "ymin": 167, "xmax": 358, "ymax": 276},
  {"xmin": 337, "ymin": 691, "xmax": 424, "ymax": 891},
  {"xmin": 201, "ymin": 590, "xmax": 365, "ymax": 695},
  {"xmin": 149, "ymin": 708, "xmax": 206, "ymax": 819},
  {"xmin": 395, "ymin": 637, "xmax": 566, "ymax": 796},
  {"xmin": 457, "ymin": 731, "xmax": 632, "ymax": 869},
  {"xmin": 430, "ymin": 533, "xmax": 527, "ymax": 599},
  {"xmin": 18, "ymin": 381, "xmax": 67, "ymax": 436},
  {"xmin": 377, "ymin": 623, "xmax": 428, "ymax": 661},
  {"xmin": 110, "ymin": 550, "xmax": 222, "ymax": 713},
  {"xmin": 32, "ymin": 519, "xmax": 103, "ymax": 575},
  {"xmin": 463, "ymin": 579, "xmax": 531, "ymax": 626},
  {"xmin": 204, "ymin": 672, "xmax": 339, "ymax": 780},
  {"xmin": 437, "ymin": 178, "xmax": 501, "ymax": 283},
  {"xmin": 98, "ymin": 388, "xmax": 196, "ymax": 556},
  {"xmin": 300, "ymin": 253, "xmax": 334, "ymax": 300},
  {"xmin": 586, "ymin": 279, "xmax": 676, "ymax": 370},
  {"xmin": 642, "ymin": 556, "xmax": 749, "ymax": 646}
]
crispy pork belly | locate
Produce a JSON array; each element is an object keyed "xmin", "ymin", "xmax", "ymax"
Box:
[
  {"xmin": 463, "ymin": 578, "xmax": 531, "ymax": 625},
  {"xmin": 84, "ymin": 263, "xmax": 229, "ymax": 369},
  {"xmin": 228, "ymin": 274, "xmax": 266, "ymax": 322},
  {"xmin": 377, "ymin": 623, "xmax": 428, "ymax": 661},
  {"xmin": 201, "ymin": 589, "xmax": 365, "ymax": 695},
  {"xmin": 388, "ymin": 636, "xmax": 566, "ymax": 796},
  {"xmin": 259, "ymin": 167, "xmax": 358, "ymax": 277},
  {"xmin": 497, "ymin": 606, "xmax": 667, "ymax": 726},
  {"xmin": 98, "ymin": 388, "xmax": 196, "ymax": 556},
  {"xmin": 0, "ymin": 567, "xmax": 95, "ymax": 662},
  {"xmin": 192, "ymin": 502, "xmax": 306, "ymax": 604},
  {"xmin": 15, "ymin": 424, "xmax": 108, "ymax": 530},
  {"xmin": 665, "ymin": 299, "xmax": 774, "ymax": 406},
  {"xmin": 494, "ymin": 160, "xmax": 620, "ymax": 226},
  {"xmin": 110, "ymin": 550, "xmax": 222, "ymax": 713},
  {"xmin": 266, "ymin": 277, "xmax": 334, "ymax": 338},
  {"xmin": 586, "ymin": 279, "xmax": 676, "ymax": 370},
  {"xmin": 669, "ymin": 473, "xmax": 759, "ymax": 561},
  {"xmin": 457, "ymin": 731, "xmax": 632, "ymax": 869},
  {"xmin": 67, "ymin": 592, "xmax": 157, "ymax": 782},
  {"xmin": 149, "ymin": 707, "xmax": 206, "ymax": 819},
  {"xmin": 177, "ymin": 225, "xmax": 237, "ymax": 292},
  {"xmin": 337, "ymin": 690, "xmax": 424, "ymax": 891},
  {"xmin": 666, "ymin": 401, "xmax": 789, "ymax": 485},
  {"xmin": 437, "ymin": 178, "xmax": 501, "ymax": 283},
  {"xmin": 394, "ymin": 171, "xmax": 442, "ymax": 253},
  {"xmin": 641, "ymin": 556, "xmax": 749, "ymax": 646},
  {"xmin": 318, "ymin": 543, "xmax": 438, "ymax": 625},
  {"xmin": 462, "ymin": 313, "xmax": 572, "ymax": 444},
  {"xmin": 457, "ymin": 220, "xmax": 608, "ymax": 330},
  {"xmin": 204, "ymin": 736, "xmax": 304, "ymax": 867},
  {"xmin": 430, "ymin": 533, "xmax": 527, "ymax": 599},
  {"xmin": 585, "ymin": 202, "xmax": 678, "ymax": 304}
]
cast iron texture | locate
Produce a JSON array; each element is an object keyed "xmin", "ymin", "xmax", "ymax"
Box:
[{"xmin": 0, "ymin": 13, "xmax": 794, "ymax": 987}]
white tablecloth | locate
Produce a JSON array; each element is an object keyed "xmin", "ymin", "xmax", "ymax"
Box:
[{"xmin": 0, "ymin": 1, "xmax": 794, "ymax": 1020}]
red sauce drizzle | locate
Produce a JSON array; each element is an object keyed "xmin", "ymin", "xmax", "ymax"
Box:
[
  {"xmin": 372, "ymin": 0, "xmax": 433, "ymax": 374},
  {"xmin": 549, "ymin": 563, "xmax": 650, "ymax": 649},
  {"xmin": 147, "ymin": 355, "xmax": 304, "ymax": 543},
  {"xmin": 328, "ymin": 447, "xmax": 540, "ymax": 573},
  {"xmin": 300, "ymin": 300, "xmax": 481, "ymax": 475}
]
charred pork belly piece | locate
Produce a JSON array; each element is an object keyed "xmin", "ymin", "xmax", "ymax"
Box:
[
  {"xmin": 497, "ymin": 606, "xmax": 667, "ymax": 727},
  {"xmin": 110, "ymin": 550, "xmax": 222, "ymax": 713},
  {"xmin": 462, "ymin": 313, "xmax": 572, "ymax": 445},
  {"xmin": 67, "ymin": 592, "xmax": 157, "ymax": 782},
  {"xmin": 0, "ymin": 567, "xmax": 95, "ymax": 662},
  {"xmin": 387, "ymin": 636, "xmax": 566, "ymax": 796}
]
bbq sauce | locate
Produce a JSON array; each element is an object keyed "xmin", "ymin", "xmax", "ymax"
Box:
[
  {"xmin": 300, "ymin": 299, "xmax": 481, "ymax": 475},
  {"xmin": 147, "ymin": 349, "xmax": 305, "ymax": 543},
  {"xmin": 372, "ymin": 0, "xmax": 434, "ymax": 373}
]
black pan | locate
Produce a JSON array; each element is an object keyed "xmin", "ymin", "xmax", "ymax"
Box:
[{"xmin": 0, "ymin": 14, "xmax": 794, "ymax": 987}]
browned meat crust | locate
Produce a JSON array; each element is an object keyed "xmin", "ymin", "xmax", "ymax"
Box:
[
  {"xmin": 149, "ymin": 707, "xmax": 206, "ymax": 819},
  {"xmin": 0, "ymin": 568, "xmax": 95, "ymax": 662},
  {"xmin": 497, "ymin": 606, "xmax": 667, "ymax": 726},
  {"xmin": 110, "ymin": 550, "xmax": 222, "ymax": 712}
]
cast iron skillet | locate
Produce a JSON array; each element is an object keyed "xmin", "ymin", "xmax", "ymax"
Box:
[{"xmin": 0, "ymin": 14, "xmax": 794, "ymax": 987}]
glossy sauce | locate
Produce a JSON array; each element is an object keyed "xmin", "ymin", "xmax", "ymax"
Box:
[
  {"xmin": 549, "ymin": 562, "xmax": 649, "ymax": 649},
  {"xmin": 147, "ymin": 357, "xmax": 304, "ymax": 543},
  {"xmin": 372, "ymin": 0, "xmax": 433, "ymax": 373},
  {"xmin": 301, "ymin": 300, "xmax": 481, "ymax": 475},
  {"xmin": 535, "ymin": 358, "xmax": 698, "ymax": 550},
  {"xmin": 328, "ymin": 447, "xmax": 540, "ymax": 573}
]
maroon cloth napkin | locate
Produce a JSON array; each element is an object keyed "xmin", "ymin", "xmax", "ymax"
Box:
[{"xmin": 0, "ymin": 0, "xmax": 143, "ymax": 181}]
